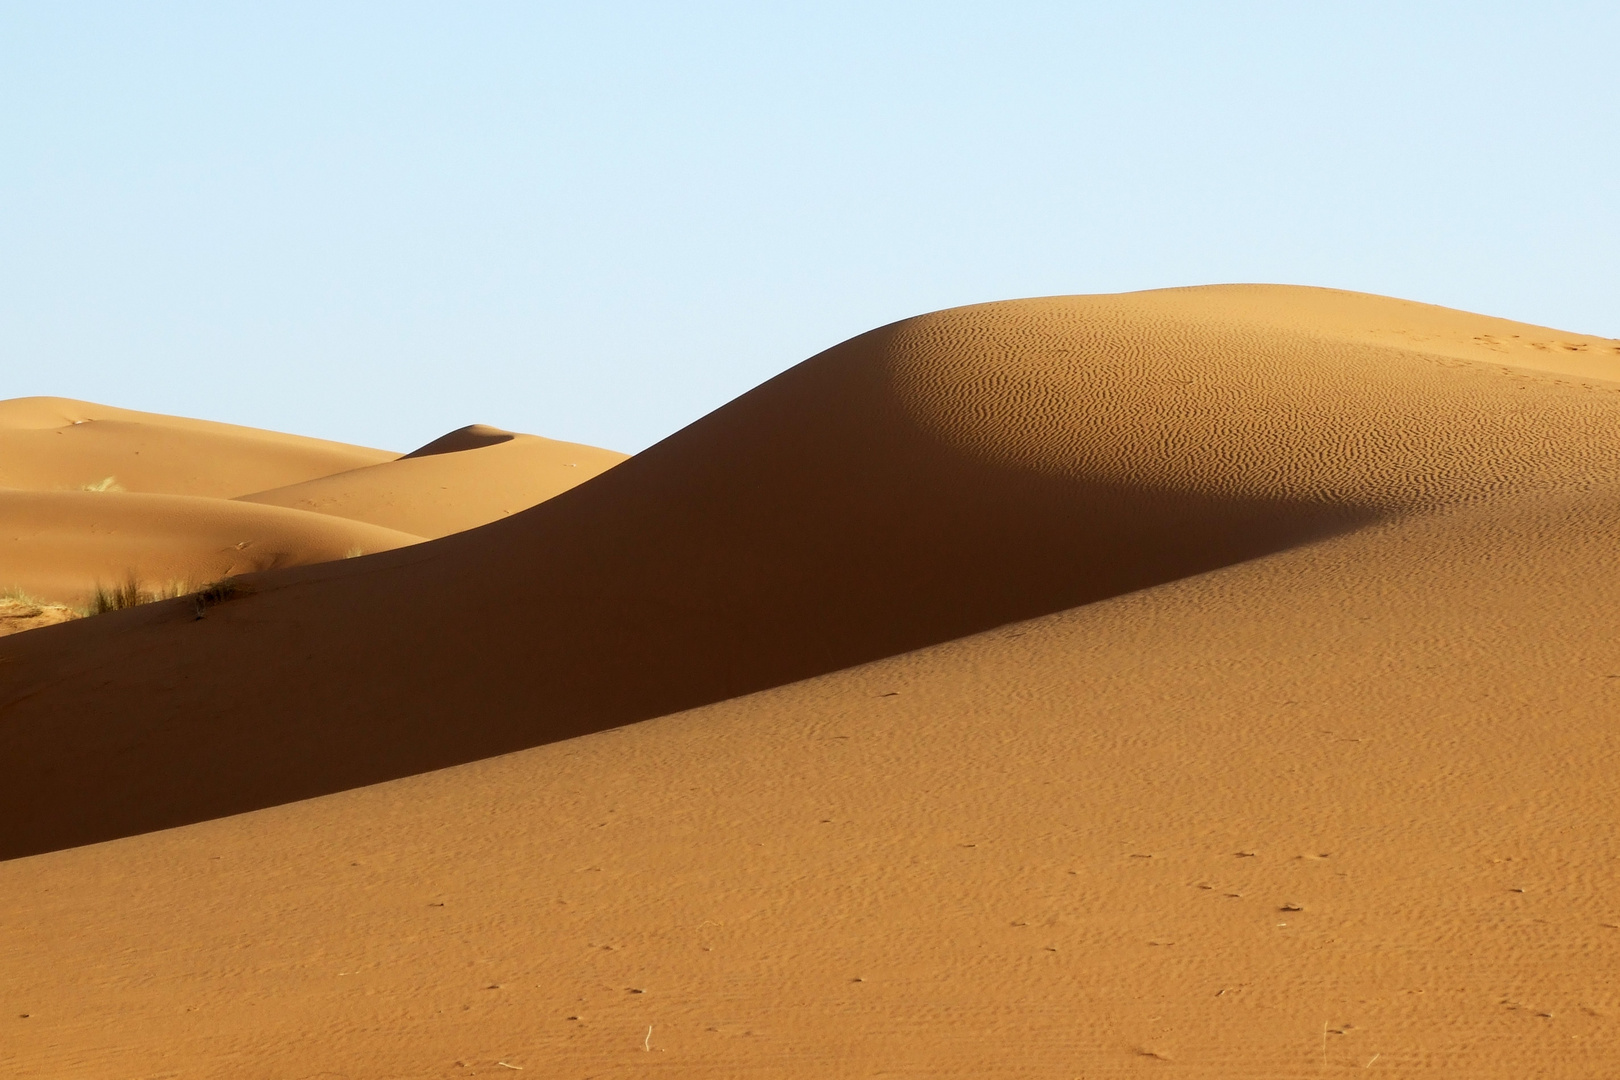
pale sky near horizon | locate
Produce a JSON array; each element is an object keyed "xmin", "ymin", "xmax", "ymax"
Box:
[{"xmin": 2, "ymin": 3, "xmax": 1615, "ymax": 453}]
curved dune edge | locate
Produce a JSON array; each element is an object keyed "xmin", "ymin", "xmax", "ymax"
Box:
[
  {"xmin": 4, "ymin": 286, "xmax": 1620, "ymax": 1076},
  {"xmin": 0, "ymin": 396, "xmax": 396, "ymax": 497},
  {"xmin": 2, "ymin": 285, "xmax": 1618, "ymax": 859},
  {"xmin": 401, "ymin": 422, "xmax": 518, "ymax": 457},
  {"xmin": 235, "ymin": 426, "xmax": 629, "ymax": 538},
  {"xmin": 0, "ymin": 489, "xmax": 424, "ymax": 606}
]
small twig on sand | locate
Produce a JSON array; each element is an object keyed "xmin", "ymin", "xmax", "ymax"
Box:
[
  {"xmin": 497, "ymin": 1062, "xmax": 523, "ymax": 1070},
  {"xmin": 644, "ymin": 1025, "xmax": 653, "ymax": 1051}
]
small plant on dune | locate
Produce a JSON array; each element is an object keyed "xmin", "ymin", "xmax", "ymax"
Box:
[
  {"xmin": 87, "ymin": 575, "xmax": 147, "ymax": 615},
  {"xmin": 0, "ymin": 587, "xmax": 78, "ymax": 624},
  {"xmin": 83, "ymin": 575, "xmax": 189, "ymax": 616},
  {"xmin": 80, "ymin": 476, "xmax": 122, "ymax": 493},
  {"xmin": 191, "ymin": 576, "xmax": 245, "ymax": 619},
  {"xmin": 2, "ymin": 587, "xmax": 52, "ymax": 608},
  {"xmin": 0, "ymin": 588, "xmax": 81, "ymax": 636}
]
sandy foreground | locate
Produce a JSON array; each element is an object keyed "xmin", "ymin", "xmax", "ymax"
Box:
[{"xmin": 2, "ymin": 285, "xmax": 1619, "ymax": 1077}]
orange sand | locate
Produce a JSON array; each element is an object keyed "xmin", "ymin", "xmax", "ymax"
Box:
[
  {"xmin": 0, "ymin": 489, "xmax": 423, "ymax": 605},
  {"xmin": 0, "ymin": 396, "xmax": 395, "ymax": 497},
  {"xmin": 236, "ymin": 424, "xmax": 628, "ymax": 538},
  {"xmin": 0, "ymin": 597, "xmax": 77, "ymax": 636},
  {"xmin": 3, "ymin": 286, "xmax": 1619, "ymax": 1077},
  {"xmin": 0, "ymin": 405, "xmax": 619, "ymax": 607}
]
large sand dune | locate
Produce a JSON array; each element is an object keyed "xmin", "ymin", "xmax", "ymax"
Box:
[{"xmin": 3, "ymin": 286, "xmax": 1620, "ymax": 1077}]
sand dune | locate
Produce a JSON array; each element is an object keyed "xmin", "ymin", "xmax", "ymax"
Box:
[
  {"xmin": 0, "ymin": 489, "xmax": 423, "ymax": 606},
  {"xmin": 3, "ymin": 286, "xmax": 1620, "ymax": 1076},
  {"xmin": 0, "ymin": 403, "xmax": 613, "ymax": 610},
  {"xmin": 6, "ymin": 492, "xmax": 1619, "ymax": 1077},
  {"xmin": 0, "ymin": 396, "xmax": 395, "ymax": 497},
  {"xmin": 4, "ymin": 286, "xmax": 1619, "ymax": 857},
  {"xmin": 236, "ymin": 424, "xmax": 627, "ymax": 538}
]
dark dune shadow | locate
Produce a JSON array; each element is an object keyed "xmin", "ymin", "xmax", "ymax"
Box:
[{"xmin": 0, "ymin": 321, "xmax": 1372, "ymax": 861}]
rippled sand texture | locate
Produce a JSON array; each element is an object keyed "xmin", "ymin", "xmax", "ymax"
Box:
[{"xmin": 3, "ymin": 286, "xmax": 1619, "ymax": 1077}]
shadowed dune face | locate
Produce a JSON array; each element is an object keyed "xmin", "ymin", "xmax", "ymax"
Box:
[
  {"xmin": 8, "ymin": 491, "xmax": 1619, "ymax": 1078},
  {"xmin": 2, "ymin": 287, "xmax": 1619, "ymax": 860}
]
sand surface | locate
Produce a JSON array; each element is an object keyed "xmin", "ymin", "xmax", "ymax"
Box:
[
  {"xmin": 0, "ymin": 597, "xmax": 77, "ymax": 637},
  {"xmin": 0, "ymin": 489, "xmax": 423, "ymax": 605},
  {"xmin": 3, "ymin": 286, "xmax": 1619, "ymax": 1077},
  {"xmin": 236, "ymin": 425, "xmax": 628, "ymax": 538},
  {"xmin": 0, "ymin": 396, "xmax": 395, "ymax": 497},
  {"xmin": 0, "ymin": 405, "xmax": 619, "ymax": 606}
]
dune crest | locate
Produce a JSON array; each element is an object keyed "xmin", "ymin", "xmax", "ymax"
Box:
[
  {"xmin": 236, "ymin": 425, "xmax": 627, "ymax": 538},
  {"xmin": 0, "ymin": 489, "xmax": 422, "ymax": 606},
  {"xmin": 400, "ymin": 422, "xmax": 518, "ymax": 457},
  {"xmin": 0, "ymin": 396, "xmax": 395, "ymax": 497}
]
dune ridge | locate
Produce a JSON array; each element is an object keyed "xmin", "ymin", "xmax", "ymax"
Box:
[
  {"xmin": 3, "ymin": 285, "xmax": 1620, "ymax": 1077},
  {"xmin": 235, "ymin": 425, "xmax": 627, "ymax": 538},
  {"xmin": 0, "ymin": 396, "xmax": 395, "ymax": 497},
  {"xmin": 0, "ymin": 489, "xmax": 423, "ymax": 606},
  {"xmin": 2, "ymin": 285, "xmax": 1618, "ymax": 858},
  {"xmin": 0, "ymin": 404, "xmax": 620, "ymax": 609}
]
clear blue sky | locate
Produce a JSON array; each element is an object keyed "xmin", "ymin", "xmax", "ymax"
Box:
[{"xmin": 3, "ymin": 3, "xmax": 1615, "ymax": 453}]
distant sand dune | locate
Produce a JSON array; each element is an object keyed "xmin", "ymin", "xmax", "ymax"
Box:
[
  {"xmin": 0, "ymin": 396, "xmax": 395, "ymax": 497},
  {"xmin": 235, "ymin": 424, "xmax": 627, "ymax": 538},
  {"xmin": 0, "ymin": 489, "xmax": 423, "ymax": 605},
  {"xmin": 4, "ymin": 286, "xmax": 1620, "ymax": 1077},
  {"xmin": 0, "ymin": 404, "xmax": 618, "ymax": 607}
]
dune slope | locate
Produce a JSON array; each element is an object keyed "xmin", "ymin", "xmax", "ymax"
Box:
[
  {"xmin": 2, "ymin": 286, "xmax": 1619, "ymax": 862},
  {"xmin": 0, "ymin": 489, "xmax": 423, "ymax": 605},
  {"xmin": 4, "ymin": 285, "xmax": 1620, "ymax": 1077},
  {"xmin": 0, "ymin": 397, "xmax": 395, "ymax": 497},
  {"xmin": 235, "ymin": 424, "xmax": 628, "ymax": 538},
  {"xmin": 3, "ymin": 479, "xmax": 1620, "ymax": 1077}
]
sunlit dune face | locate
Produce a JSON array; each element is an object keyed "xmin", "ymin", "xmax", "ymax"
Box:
[{"xmin": 882, "ymin": 289, "xmax": 1620, "ymax": 510}]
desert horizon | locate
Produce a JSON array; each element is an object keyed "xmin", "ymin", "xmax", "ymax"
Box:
[{"xmin": 4, "ymin": 284, "xmax": 1620, "ymax": 1075}]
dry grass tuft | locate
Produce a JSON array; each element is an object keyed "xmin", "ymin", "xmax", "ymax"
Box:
[
  {"xmin": 88, "ymin": 576, "xmax": 151, "ymax": 615},
  {"xmin": 85, "ymin": 576, "xmax": 191, "ymax": 617},
  {"xmin": 191, "ymin": 577, "xmax": 246, "ymax": 619},
  {"xmin": 0, "ymin": 594, "xmax": 80, "ymax": 637},
  {"xmin": 77, "ymin": 575, "xmax": 251, "ymax": 620}
]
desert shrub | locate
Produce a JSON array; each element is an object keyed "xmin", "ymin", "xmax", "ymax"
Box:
[
  {"xmin": 84, "ymin": 576, "xmax": 192, "ymax": 616},
  {"xmin": 191, "ymin": 577, "xmax": 245, "ymax": 618},
  {"xmin": 88, "ymin": 576, "xmax": 147, "ymax": 615}
]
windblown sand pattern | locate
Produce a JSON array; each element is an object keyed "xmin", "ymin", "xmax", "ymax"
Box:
[{"xmin": 2, "ymin": 286, "xmax": 1618, "ymax": 1077}]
